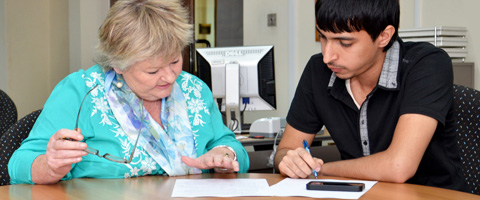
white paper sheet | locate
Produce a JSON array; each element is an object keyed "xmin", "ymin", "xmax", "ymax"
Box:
[
  {"xmin": 269, "ymin": 178, "xmax": 377, "ymax": 199},
  {"xmin": 171, "ymin": 179, "xmax": 273, "ymax": 197}
]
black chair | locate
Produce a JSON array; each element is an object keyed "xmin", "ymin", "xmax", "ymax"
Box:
[
  {"xmin": 453, "ymin": 84, "xmax": 480, "ymax": 195},
  {"xmin": 0, "ymin": 89, "xmax": 17, "ymax": 136},
  {"xmin": 0, "ymin": 109, "xmax": 42, "ymax": 185}
]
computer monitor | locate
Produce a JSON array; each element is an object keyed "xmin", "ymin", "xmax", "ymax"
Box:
[{"xmin": 196, "ymin": 45, "xmax": 276, "ymax": 133}]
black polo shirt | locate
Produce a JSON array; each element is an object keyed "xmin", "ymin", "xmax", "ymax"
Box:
[{"xmin": 287, "ymin": 39, "xmax": 467, "ymax": 192}]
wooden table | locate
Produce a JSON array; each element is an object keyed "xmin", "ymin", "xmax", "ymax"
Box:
[{"xmin": 1, "ymin": 173, "xmax": 478, "ymax": 200}]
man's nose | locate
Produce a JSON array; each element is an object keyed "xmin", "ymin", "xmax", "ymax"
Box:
[{"xmin": 322, "ymin": 42, "xmax": 338, "ymax": 64}]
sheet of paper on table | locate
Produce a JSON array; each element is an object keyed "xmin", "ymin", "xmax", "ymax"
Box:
[
  {"xmin": 171, "ymin": 179, "xmax": 273, "ymax": 197},
  {"xmin": 270, "ymin": 178, "xmax": 378, "ymax": 199},
  {"xmin": 172, "ymin": 178, "xmax": 377, "ymax": 198}
]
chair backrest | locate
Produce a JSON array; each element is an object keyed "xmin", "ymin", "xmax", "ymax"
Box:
[
  {"xmin": 0, "ymin": 109, "xmax": 42, "ymax": 186},
  {"xmin": 0, "ymin": 89, "xmax": 18, "ymax": 135},
  {"xmin": 452, "ymin": 84, "xmax": 480, "ymax": 195}
]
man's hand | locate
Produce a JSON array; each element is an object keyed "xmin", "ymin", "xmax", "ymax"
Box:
[{"xmin": 278, "ymin": 147, "xmax": 323, "ymax": 178}]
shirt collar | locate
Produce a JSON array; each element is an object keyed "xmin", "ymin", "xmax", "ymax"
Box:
[{"xmin": 378, "ymin": 41, "xmax": 400, "ymax": 89}]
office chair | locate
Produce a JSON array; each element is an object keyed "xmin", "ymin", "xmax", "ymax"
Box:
[
  {"xmin": 453, "ymin": 84, "xmax": 480, "ymax": 195},
  {"xmin": 0, "ymin": 89, "xmax": 18, "ymax": 136},
  {"xmin": 0, "ymin": 109, "xmax": 42, "ymax": 185}
]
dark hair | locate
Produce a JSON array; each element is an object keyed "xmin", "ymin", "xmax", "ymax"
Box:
[{"xmin": 315, "ymin": 0, "xmax": 399, "ymax": 52}]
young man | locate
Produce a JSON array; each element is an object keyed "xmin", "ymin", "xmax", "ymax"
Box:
[{"xmin": 274, "ymin": 0, "xmax": 467, "ymax": 192}]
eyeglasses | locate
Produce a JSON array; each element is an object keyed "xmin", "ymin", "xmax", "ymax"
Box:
[{"xmin": 73, "ymin": 84, "xmax": 143, "ymax": 164}]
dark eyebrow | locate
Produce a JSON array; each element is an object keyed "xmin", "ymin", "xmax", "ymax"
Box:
[
  {"xmin": 317, "ymin": 28, "xmax": 355, "ymax": 41},
  {"xmin": 332, "ymin": 36, "xmax": 355, "ymax": 41}
]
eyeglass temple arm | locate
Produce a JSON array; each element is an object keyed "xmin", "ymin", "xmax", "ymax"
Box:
[{"xmin": 75, "ymin": 84, "xmax": 99, "ymax": 130}]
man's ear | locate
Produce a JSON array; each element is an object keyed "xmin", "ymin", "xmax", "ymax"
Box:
[{"xmin": 378, "ymin": 25, "xmax": 395, "ymax": 48}]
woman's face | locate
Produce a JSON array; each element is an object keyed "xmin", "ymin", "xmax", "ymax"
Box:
[{"xmin": 115, "ymin": 53, "xmax": 183, "ymax": 101}]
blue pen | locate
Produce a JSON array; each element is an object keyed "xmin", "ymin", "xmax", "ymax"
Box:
[{"xmin": 303, "ymin": 140, "xmax": 318, "ymax": 179}]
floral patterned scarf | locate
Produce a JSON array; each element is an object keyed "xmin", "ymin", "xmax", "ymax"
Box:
[{"xmin": 104, "ymin": 70, "xmax": 201, "ymax": 176}]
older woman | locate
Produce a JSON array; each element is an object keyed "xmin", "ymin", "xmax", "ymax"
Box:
[{"xmin": 9, "ymin": 0, "xmax": 249, "ymax": 184}]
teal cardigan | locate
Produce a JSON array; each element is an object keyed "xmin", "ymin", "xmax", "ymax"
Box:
[{"xmin": 9, "ymin": 65, "xmax": 249, "ymax": 184}]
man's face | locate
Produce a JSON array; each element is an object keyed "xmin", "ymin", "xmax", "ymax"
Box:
[{"xmin": 318, "ymin": 29, "xmax": 386, "ymax": 80}]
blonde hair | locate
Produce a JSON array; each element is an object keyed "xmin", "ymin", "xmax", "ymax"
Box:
[{"xmin": 96, "ymin": 0, "xmax": 193, "ymax": 71}]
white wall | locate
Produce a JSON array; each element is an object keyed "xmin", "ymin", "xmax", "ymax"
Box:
[
  {"xmin": 400, "ymin": 0, "xmax": 479, "ymax": 88},
  {"xmin": 241, "ymin": 0, "xmax": 421, "ymax": 123},
  {"xmin": 420, "ymin": 0, "xmax": 479, "ymax": 89},
  {"xmin": 242, "ymin": 0, "xmax": 321, "ymax": 123},
  {"xmin": 0, "ymin": 0, "xmax": 7, "ymax": 91},
  {"xmin": 293, "ymin": 0, "xmax": 322, "ymax": 93},
  {"xmin": 1, "ymin": 0, "xmax": 107, "ymax": 118},
  {"xmin": 50, "ymin": 0, "xmax": 70, "ymax": 96},
  {"xmin": 399, "ymin": 0, "xmax": 416, "ymax": 28},
  {"xmin": 243, "ymin": 0, "xmax": 290, "ymax": 123},
  {"xmin": 243, "ymin": 0, "xmax": 480, "ymax": 124},
  {"xmin": 3, "ymin": 0, "xmax": 480, "ymax": 120},
  {"xmin": 69, "ymin": 0, "xmax": 109, "ymax": 72},
  {"xmin": 3, "ymin": 0, "xmax": 69, "ymax": 118}
]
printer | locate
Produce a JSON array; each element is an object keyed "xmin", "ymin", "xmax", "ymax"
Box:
[{"xmin": 249, "ymin": 117, "xmax": 286, "ymax": 138}]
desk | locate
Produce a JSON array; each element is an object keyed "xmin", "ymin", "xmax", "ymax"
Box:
[
  {"xmin": 0, "ymin": 173, "xmax": 477, "ymax": 200},
  {"xmin": 237, "ymin": 131, "xmax": 332, "ymax": 147},
  {"xmin": 237, "ymin": 132, "xmax": 340, "ymax": 173}
]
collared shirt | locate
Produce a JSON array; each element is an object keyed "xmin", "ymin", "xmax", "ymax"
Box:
[
  {"xmin": 287, "ymin": 39, "xmax": 466, "ymax": 191},
  {"xmin": 335, "ymin": 41, "xmax": 400, "ymax": 156}
]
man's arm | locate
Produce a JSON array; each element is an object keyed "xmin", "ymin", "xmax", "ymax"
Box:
[
  {"xmin": 274, "ymin": 123, "xmax": 322, "ymax": 178},
  {"xmin": 320, "ymin": 113, "xmax": 437, "ymax": 183}
]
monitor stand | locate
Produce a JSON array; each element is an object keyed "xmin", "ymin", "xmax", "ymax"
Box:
[{"xmin": 225, "ymin": 62, "xmax": 242, "ymax": 134}]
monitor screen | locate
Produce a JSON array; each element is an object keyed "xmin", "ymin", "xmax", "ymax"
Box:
[{"xmin": 196, "ymin": 45, "xmax": 276, "ymax": 133}]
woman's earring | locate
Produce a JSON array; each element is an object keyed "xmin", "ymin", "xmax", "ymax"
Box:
[{"xmin": 116, "ymin": 82, "xmax": 123, "ymax": 88}]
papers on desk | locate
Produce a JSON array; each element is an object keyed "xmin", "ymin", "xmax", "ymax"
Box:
[
  {"xmin": 270, "ymin": 178, "xmax": 377, "ymax": 199},
  {"xmin": 171, "ymin": 179, "xmax": 272, "ymax": 197},
  {"xmin": 171, "ymin": 178, "xmax": 377, "ymax": 199}
]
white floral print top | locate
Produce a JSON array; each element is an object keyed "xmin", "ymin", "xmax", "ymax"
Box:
[{"xmin": 9, "ymin": 65, "xmax": 249, "ymax": 184}]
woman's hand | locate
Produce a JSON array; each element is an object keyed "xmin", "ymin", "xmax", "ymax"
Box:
[
  {"xmin": 181, "ymin": 147, "xmax": 239, "ymax": 173},
  {"xmin": 31, "ymin": 128, "xmax": 88, "ymax": 184}
]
